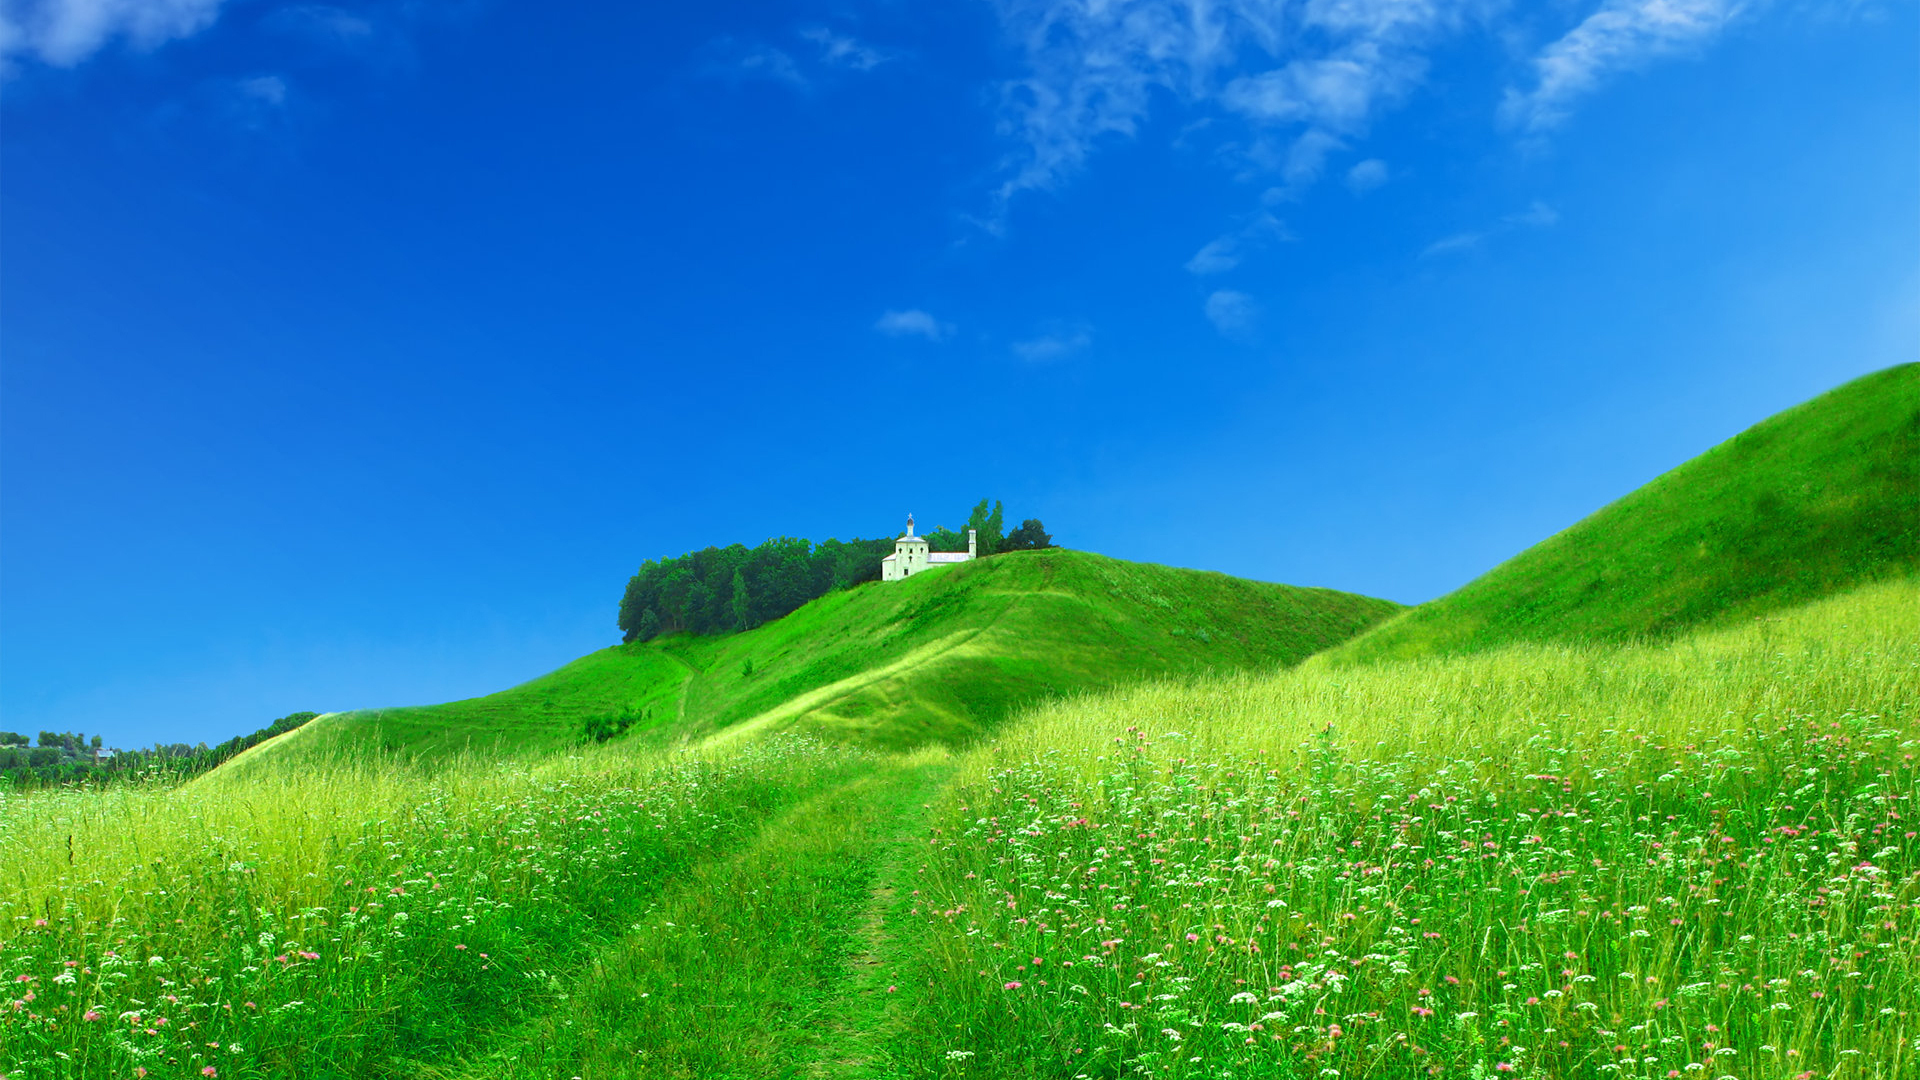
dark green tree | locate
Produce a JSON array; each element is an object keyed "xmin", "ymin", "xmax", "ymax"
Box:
[
  {"xmin": 966, "ymin": 498, "xmax": 1007, "ymax": 556},
  {"xmin": 1003, "ymin": 518, "xmax": 1054, "ymax": 551}
]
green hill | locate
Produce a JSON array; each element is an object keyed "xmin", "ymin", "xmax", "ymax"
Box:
[
  {"xmin": 1331, "ymin": 363, "xmax": 1920, "ymax": 664},
  {"xmin": 241, "ymin": 549, "xmax": 1400, "ymax": 766}
]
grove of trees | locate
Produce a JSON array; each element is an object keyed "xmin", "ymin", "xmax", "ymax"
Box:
[
  {"xmin": 0, "ymin": 712, "xmax": 319, "ymax": 788},
  {"xmin": 617, "ymin": 499, "xmax": 1053, "ymax": 642}
]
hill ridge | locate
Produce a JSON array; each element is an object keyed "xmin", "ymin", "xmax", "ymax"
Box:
[{"xmin": 1330, "ymin": 362, "xmax": 1920, "ymax": 664}]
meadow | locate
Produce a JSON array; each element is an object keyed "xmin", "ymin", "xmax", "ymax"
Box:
[
  {"xmin": 4, "ymin": 576, "xmax": 1912, "ymax": 1079},
  {"xmin": 895, "ymin": 577, "xmax": 1920, "ymax": 1079},
  {"xmin": 0, "ymin": 736, "xmax": 871, "ymax": 1078},
  {"xmin": 3, "ymin": 369, "xmax": 1913, "ymax": 1078}
]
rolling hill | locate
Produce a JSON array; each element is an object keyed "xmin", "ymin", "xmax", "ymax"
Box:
[
  {"xmin": 238, "ymin": 548, "xmax": 1400, "ymax": 767},
  {"xmin": 1329, "ymin": 362, "xmax": 1920, "ymax": 665}
]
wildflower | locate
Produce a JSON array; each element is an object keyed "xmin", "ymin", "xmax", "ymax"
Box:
[
  {"xmin": 1003, "ymin": 981, "xmax": 1022, "ymax": 990},
  {"xmin": 1495, "ymin": 1065, "xmax": 1514, "ymax": 1073},
  {"xmin": 203, "ymin": 1068, "xmax": 219, "ymax": 1078},
  {"xmin": 84, "ymin": 1010, "xmax": 102, "ymax": 1021}
]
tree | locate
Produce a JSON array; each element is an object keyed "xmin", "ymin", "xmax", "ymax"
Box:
[
  {"xmin": 637, "ymin": 609, "xmax": 660, "ymax": 641},
  {"xmin": 924, "ymin": 524, "xmax": 967, "ymax": 552},
  {"xmin": 966, "ymin": 498, "xmax": 1006, "ymax": 556},
  {"xmin": 1003, "ymin": 518, "xmax": 1053, "ymax": 551},
  {"xmin": 0, "ymin": 732, "xmax": 26, "ymax": 747},
  {"xmin": 730, "ymin": 568, "xmax": 753, "ymax": 631}
]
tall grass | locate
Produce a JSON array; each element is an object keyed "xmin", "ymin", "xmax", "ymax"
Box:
[
  {"xmin": 899, "ymin": 578, "xmax": 1920, "ymax": 1078},
  {"xmin": 0, "ymin": 736, "xmax": 866, "ymax": 1078}
]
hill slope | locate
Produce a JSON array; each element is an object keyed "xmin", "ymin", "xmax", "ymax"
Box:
[
  {"xmin": 239, "ymin": 549, "xmax": 1400, "ymax": 767},
  {"xmin": 1331, "ymin": 363, "xmax": 1920, "ymax": 664}
]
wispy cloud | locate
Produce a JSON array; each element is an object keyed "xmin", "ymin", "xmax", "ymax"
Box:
[
  {"xmin": 1502, "ymin": 0, "xmax": 1746, "ymax": 134},
  {"xmin": 1204, "ymin": 289, "xmax": 1257, "ymax": 336},
  {"xmin": 238, "ymin": 73, "xmax": 286, "ymax": 106},
  {"xmin": 875, "ymin": 309, "xmax": 954, "ymax": 342},
  {"xmin": 270, "ymin": 4, "xmax": 373, "ymax": 44},
  {"xmin": 1185, "ymin": 210, "xmax": 1289, "ymax": 275},
  {"xmin": 989, "ymin": 0, "xmax": 1753, "ymax": 211},
  {"xmin": 1420, "ymin": 230, "xmax": 1484, "ymax": 257},
  {"xmin": 1422, "ymin": 199, "xmax": 1559, "ymax": 256},
  {"xmin": 988, "ymin": 0, "xmax": 1459, "ymax": 205},
  {"xmin": 701, "ymin": 37, "xmax": 808, "ymax": 89},
  {"xmin": 2, "ymin": 0, "xmax": 229, "ymax": 69},
  {"xmin": 1345, "ymin": 157, "xmax": 1389, "ymax": 193},
  {"xmin": 1012, "ymin": 324, "xmax": 1091, "ymax": 361},
  {"xmin": 801, "ymin": 26, "xmax": 893, "ymax": 71}
]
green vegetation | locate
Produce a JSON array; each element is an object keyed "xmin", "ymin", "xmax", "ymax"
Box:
[
  {"xmin": 265, "ymin": 549, "xmax": 1400, "ymax": 764},
  {"xmin": 615, "ymin": 497, "xmax": 1055, "ymax": 643},
  {"xmin": 1332, "ymin": 362, "xmax": 1920, "ymax": 664},
  {"xmin": 6, "ymin": 371, "xmax": 1915, "ymax": 1079},
  {"xmin": 0, "ymin": 713, "xmax": 317, "ymax": 789},
  {"xmin": 0, "ymin": 736, "xmax": 867, "ymax": 1078},
  {"xmin": 888, "ymin": 575, "xmax": 1920, "ymax": 1078}
]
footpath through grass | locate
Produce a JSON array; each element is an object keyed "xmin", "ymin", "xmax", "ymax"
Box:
[
  {"xmin": 260, "ymin": 550, "xmax": 1400, "ymax": 768},
  {"xmin": 0, "ymin": 737, "xmax": 867, "ymax": 1079},
  {"xmin": 458, "ymin": 752, "xmax": 954, "ymax": 1079}
]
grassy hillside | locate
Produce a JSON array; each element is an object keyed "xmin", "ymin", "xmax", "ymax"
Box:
[
  {"xmin": 1332, "ymin": 363, "xmax": 1920, "ymax": 664},
  {"xmin": 893, "ymin": 573, "xmax": 1920, "ymax": 1078},
  {"xmin": 9, "ymin": 577, "xmax": 1913, "ymax": 1080},
  {"xmin": 243, "ymin": 549, "xmax": 1400, "ymax": 767}
]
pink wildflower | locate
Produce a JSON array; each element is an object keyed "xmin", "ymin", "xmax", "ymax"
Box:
[{"xmin": 1003, "ymin": 981, "xmax": 1022, "ymax": 990}]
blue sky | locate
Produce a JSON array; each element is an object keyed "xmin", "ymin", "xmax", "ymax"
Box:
[{"xmin": 3, "ymin": 0, "xmax": 1915, "ymax": 748}]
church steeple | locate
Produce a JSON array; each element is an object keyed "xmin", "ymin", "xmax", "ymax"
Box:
[{"xmin": 905, "ymin": 513, "xmax": 916, "ymax": 539}]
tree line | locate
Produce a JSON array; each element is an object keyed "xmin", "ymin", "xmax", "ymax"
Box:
[
  {"xmin": 0, "ymin": 712, "xmax": 319, "ymax": 788},
  {"xmin": 618, "ymin": 499, "xmax": 1053, "ymax": 642}
]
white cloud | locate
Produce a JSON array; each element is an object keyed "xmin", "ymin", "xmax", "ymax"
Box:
[
  {"xmin": 801, "ymin": 27, "xmax": 892, "ymax": 71},
  {"xmin": 1185, "ymin": 237, "xmax": 1242, "ymax": 275},
  {"xmin": 2, "ymin": 0, "xmax": 228, "ymax": 69},
  {"xmin": 1184, "ymin": 210, "xmax": 1289, "ymax": 275},
  {"xmin": 1346, "ymin": 157, "xmax": 1388, "ymax": 192},
  {"xmin": 701, "ymin": 37, "xmax": 808, "ymax": 89},
  {"xmin": 874, "ymin": 309, "xmax": 954, "ymax": 342},
  {"xmin": 271, "ymin": 4, "xmax": 372, "ymax": 43},
  {"xmin": 1505, "ymin": 199, "xmax": 1559, "ymax": 227},
  {"xmin": 989, "ymin": 0, "xmax": 1752, "ymax": 211},
  {"xmin": 1503, "ymin": 0, "xmax": 1745, "ymax": 133},
  {"xmin": 1204, "ymin": 289, "xmax": 1257, "ymax": 335},
  {"xmin": 238, "ymin": 73, "xmax": 286, "ymax": 106},
  {"xmin": 1012, "ymin": 326, "xmax": 1091, "ymax": 361},
  {"xmin": 1422, "ymin": 199, "xmax": 1558, "ymax": 255},
  {"xmin": 989, "ymin": 0, "xmax": 1457, "ymax": 204},
  {"xmin": 1420, "ymin": 231, "xmax": 1484, "ymax": 257}
]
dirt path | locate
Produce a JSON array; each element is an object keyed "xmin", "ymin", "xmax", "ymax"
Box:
[
  {"xmin": 453, "ymin": 752, "xmax": 954, "ymax": 1080},
  {"xmin": 796, "ymin": 759, "xmax": 952, "ymax": 1079}
]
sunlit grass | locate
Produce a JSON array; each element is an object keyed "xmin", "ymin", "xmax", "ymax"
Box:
[
  {"xmin": 898, "ymin": 577, "xmax": 1920, "ymax": 1078},
  {"xmin": 0, "ymin": 736, "xmax": 867, "ymax": 1078}
]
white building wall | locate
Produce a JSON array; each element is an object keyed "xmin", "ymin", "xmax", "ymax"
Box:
[{"xmin": 880, "ymin": 524, "xmax": 979, "ymax": 582}]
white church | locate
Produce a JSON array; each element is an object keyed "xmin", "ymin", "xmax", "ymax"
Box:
[{"xmin": 880, "ymin": 515, "xmax": 977, "ymax": 582}]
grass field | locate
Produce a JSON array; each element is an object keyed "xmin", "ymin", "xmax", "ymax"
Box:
[
  {"xmin": 4, "ymin": 374, "xmax": 1915, "ymax": 1078},
  {"xmin": 251, "ymin": 549, "xmax": 1400, "ymax": 766},
  {"xmin": 893, "ymin": 576, "xmax": 1920, "ymax": 1078},
  {"xmin": 1331, "ymin": 362, "xmax": 1919, "ymax": 665}
]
